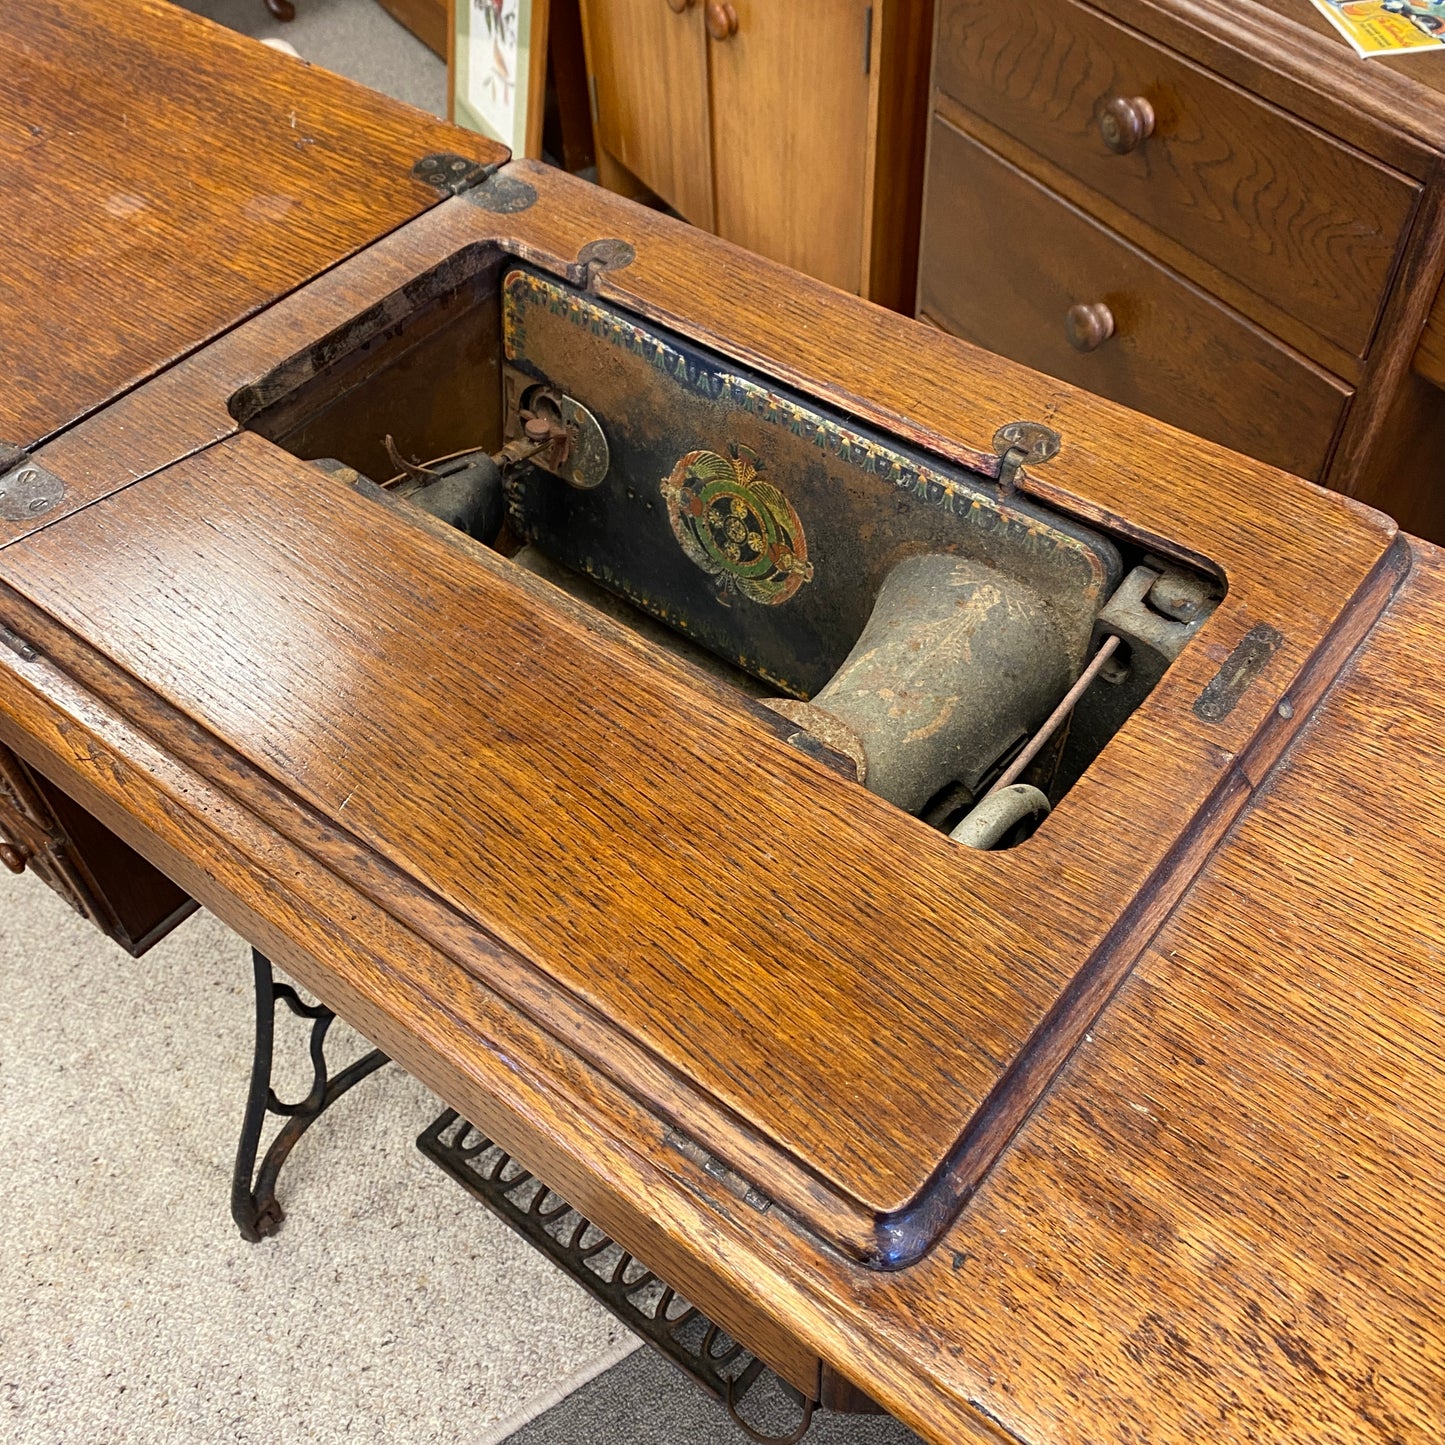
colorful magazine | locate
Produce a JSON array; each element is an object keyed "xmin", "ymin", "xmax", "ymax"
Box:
[{"xmin": 1310, "ymin": 0, "xmax": 1445, "ymax": 55}]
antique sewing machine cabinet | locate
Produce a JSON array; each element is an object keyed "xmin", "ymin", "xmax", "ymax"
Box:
[
  {"xmin": 0, "ymin": 150, "xmax": 1415, "ymax": 1437},
  {"xmin": 3, "ymin": 4, "xmax": 1441, "ymax": 1439}
]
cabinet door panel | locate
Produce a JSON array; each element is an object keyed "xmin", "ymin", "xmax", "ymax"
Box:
[
  {"xmin": 708, "ymin": 0, "xmax": 872, "ymax": 292},
  {"xmin": 583, "ymin": 0, "xmax": 714, "ymax": 226}
]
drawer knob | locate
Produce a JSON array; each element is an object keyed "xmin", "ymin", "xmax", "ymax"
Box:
[
  {"xmin": 705, "ymin": 0, "xmax": 738, "ymax": 39},
  {"xmin": 0, "ymin": 840, "xmax": 30, "ymax": 873},
  {"xmin": 665, "ymin": 0, "xmax": 694, "ymax": 11},
  {"xmin": 1099, "ymin": 95, "xmax": 1155, "ymax": 154},
  {"xmin": 1065, "ymin": 302, "xmax": 1115, "ymax": 352}
]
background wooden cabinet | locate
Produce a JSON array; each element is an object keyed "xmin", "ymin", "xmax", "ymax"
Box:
[
  {"xmin": 579, "ymin": 0, "xmax": 933, "ymax": 311},
  {"xmin": 916, "ymin": 0, "xmax": 1445, "ymax": 544},
  {"xmin": 585, "ymin": 0, "xmax": 716, "ymax": 225}
]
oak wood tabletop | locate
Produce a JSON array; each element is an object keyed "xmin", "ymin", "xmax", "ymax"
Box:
[
  {"xmin": 0, "ymin": 0, "xmax": 503, "ymax": 452},
  {"xmin": 0, "ymin": 162, "xmax": 1412, "ymax": 1263},
  {"xmin": 0, "ymin": 482, "xmax": 1438, "ymax": 1445}
]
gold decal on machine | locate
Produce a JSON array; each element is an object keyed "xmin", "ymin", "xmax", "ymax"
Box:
[{"xmin": 661, "ymin": 445, "xmax": 814, "ymax": 606}]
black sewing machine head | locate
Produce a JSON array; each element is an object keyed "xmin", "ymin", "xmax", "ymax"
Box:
[{"xmin": 494, "ymin": 267, "xmax": 1217, "ymax": 839}]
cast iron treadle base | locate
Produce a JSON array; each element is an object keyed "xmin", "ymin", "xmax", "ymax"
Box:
[
  {"xmin": 232, "ymin": 947, "xmax": 391, "ymax": 1242},
  {"xmin": 417, "ymin": 1108, "xmax": 817, "ymax": 1443}
]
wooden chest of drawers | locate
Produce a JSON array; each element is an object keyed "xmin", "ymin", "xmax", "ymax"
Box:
[{"xmin": 918, "ymin": 0, "xmax": 1445, "ymax": 542}]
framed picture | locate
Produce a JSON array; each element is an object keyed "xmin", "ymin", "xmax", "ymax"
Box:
[{"xmin": 450, "ymin": 0, "xmax": 551, "ymax": 159}]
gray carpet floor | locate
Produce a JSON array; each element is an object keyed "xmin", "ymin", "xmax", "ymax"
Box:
[
  {"xmin": 508, "ymin": 1350, "xmax": 926, "ymax": 1445},
  {"xmin": 0, "ymin": 869, "xmax": 637, "ymax": 1444}
]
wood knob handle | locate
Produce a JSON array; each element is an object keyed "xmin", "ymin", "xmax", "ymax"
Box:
[
  {"xmin": 665, "ymin": 0, "xmax": 694, "ymax": 12},
  {"xmin": 1099, "ymin": 95, "xmax": 1155, "ymax": 154},
  {"xmin": 705, "ymin": 0, "xmax": 737, "ymax": 39},
  {"xmin": 0, "ymin": 840, "xmax": 30, "ymax": 873},
  {"xmin": 1065, "ymin": 302, "xmax": 1115, "ymax": 352}
]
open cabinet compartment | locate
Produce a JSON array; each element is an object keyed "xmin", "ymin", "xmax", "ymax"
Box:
[{"xmin": 237, "ymin": 244, "xmax": 1224, "ymax": 849}]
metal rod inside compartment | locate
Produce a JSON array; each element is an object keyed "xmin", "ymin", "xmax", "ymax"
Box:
[{"xmin": 987, "ymin": 634, "xmax": 1123, "ymax": 798}]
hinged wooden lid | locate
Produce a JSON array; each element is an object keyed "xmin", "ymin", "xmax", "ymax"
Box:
[{"xmin": 0, "ymin": 0, "xmax": 504, "ymax": 453}]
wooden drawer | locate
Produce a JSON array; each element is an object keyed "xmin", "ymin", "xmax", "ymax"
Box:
[
  {"xmin": 918, "ymin": 116, "xmax": 1349, "ymax": 480},
  {"xmin": 0, "ymin": 741, "xmax": 195, "ymax": 956},
  {"xmin": 933, "ymin": 0, "xmax": 1418, "ymax": 358}
]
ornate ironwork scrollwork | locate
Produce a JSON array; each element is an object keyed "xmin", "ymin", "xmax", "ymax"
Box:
[
  {"xmin": 231, "ymin": 948, "xmax": 390, "ymax": 1242},
  {"xmin": 417, "ymin": 1109, "xmax": 819, "ymax": 1438}
]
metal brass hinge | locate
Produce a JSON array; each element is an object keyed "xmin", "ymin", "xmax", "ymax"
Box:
[
  {"xmin": 992, "ymin": 420, "xmax": 1061, "ymax": 494},
  {"xmin": 0, "ymin": 622, "xmax": 39, "ymax": 662},
  {"xmin": 0, "ymin": 459, "xmax": 65, "ymax": 522},
  {"xmin": 411, "ymin": 153, "xmax": 499, "ymax": 197}
]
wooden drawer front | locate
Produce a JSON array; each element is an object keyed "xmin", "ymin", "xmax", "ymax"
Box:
[
  {"xmin": 919, "ymin": 117, "xmax": 1349, "ymax": 480},
  {"xmin": 933, "ymin": 0, "xmax": 1418, "ymax": 358},
  {"xmin": 0, "ymin": 741, "xmax": 195, "ymax": 954},
  {"xmin": 0, "ymin": 752, "xmax": 54, "ymax": 869},
  {"xmin": 0, "ymin": 747, "xmax": 103, "ymax": 926}
]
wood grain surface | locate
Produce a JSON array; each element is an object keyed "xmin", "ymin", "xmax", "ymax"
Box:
[
  {"xmin": 919, "ymin": 111, "xmax": 1350, "ymax": 479},
  {"xmin": 708, "ymin": 0, "xmax": 872, "ymax": 293},
  {"xmin": 858, "ymin": 534, "xmax": 1445, "ymax": 1442},
  {"xmin": 0, "ymin": 163, "xmax": 1404, "ymax": 1267},
  {"xmin": 580, "ymin": 0, "xmax": 715, "ymax": 225},
  {"xmin": 579, "ymin": 0, "xmax": 930, "ymax": 308},
  {"xmin": 0, "ymin": 0, "xmax": 502, "ymax": 450},
  {"xmin": 0, "ymin": 504, "xmax": 1439, "ymax": 1445},
  {"xmin": 0, "ymin": 134, "xmax": 1438, "ymax": 1441},
  {"xmin": 860, "ymin": 0, "xmax": 936, "ymax": 313},
  {"xmin": 916, "ymin": 0, "xmax": 1445, "ymax": 543},
  {"xmin": 1080, "ymin": 0, "xmax": 1440, "ymax": 172}
]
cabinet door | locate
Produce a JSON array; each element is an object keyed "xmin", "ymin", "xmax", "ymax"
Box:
[
  {"xmin": 707, "ymin": 0, "xmax": 873, "ymax": 292},
  {"xmin": 583, "ymin": 0, "xmax": 714, "ymax": 226}
]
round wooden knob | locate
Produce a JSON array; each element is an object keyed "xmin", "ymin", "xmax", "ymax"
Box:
[
  {"xmin": 1065, "ymin": 302, "xmax": 1115, "ymax": 352},
  {"xmin": 0, "ymin": 840, "xmax": 30, "ymax": 873},
  {"xmin": 665, "ymin": 0, "xmax": 694, "ymax": 12},
  {"xmin": 1099, "ymin": 95, "xmax": 1155, "ymax": 154},
  {"xmin": 705, "ymin": 0, "xmax": 737, "ymax": 39}
]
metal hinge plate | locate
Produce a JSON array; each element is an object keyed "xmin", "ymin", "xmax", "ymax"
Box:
[
  {"xmin": 992, "ymin": 421, "xmax": 1061, "ymax": 494},
  {"xmin": 411, "ymin": 153, "xmax": 498, "ymax": 197},
  {"xmin": 0, "ymin": 460, "xmax": 65, "ymax": 523}
]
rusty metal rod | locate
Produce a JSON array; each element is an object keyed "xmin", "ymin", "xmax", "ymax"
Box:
[
  {"xmin": 986, "ymin": 633, "xmax": 1122, "ymax": 798},
  {"xmin": 380, "ymin": 437, "xmax": 551, "ymax": 490}
]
